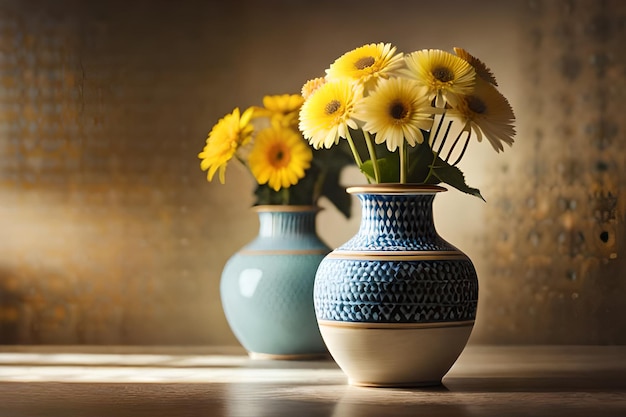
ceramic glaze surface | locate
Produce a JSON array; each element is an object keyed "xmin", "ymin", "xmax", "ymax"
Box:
[
  {"xmin": 313, "ymin": 186, "xmax": 478, "ymax": 386},
  {"xmin": 337, "ymin": 191, "xmax": 452, "ymax": 252},
  {"xmin": 315, "ymin": 258, "xmax": 477, "ymax": 323},
  {"xmin": 314, "ymin": 188, "xmax": 478, "ymax": 325},
  {"xmin": 221, "ymin": 206, "xmax": 329, "ymax": 358}
]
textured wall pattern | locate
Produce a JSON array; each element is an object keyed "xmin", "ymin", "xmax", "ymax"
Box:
[
  {"xmin": 0, "ymin": 0, "xmax": 624, "ymax": 345},
  {"xmin": 0, "ymin": 1, "xmax": 255, "ymax": 344},
  {"xmin": 477, "ymin": 0, "xmax": 626, "ymax": 344}
]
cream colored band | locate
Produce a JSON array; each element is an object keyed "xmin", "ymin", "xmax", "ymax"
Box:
[{"xmin": 318, "ymin": 320, "xmax": 475, "ymax": 330}]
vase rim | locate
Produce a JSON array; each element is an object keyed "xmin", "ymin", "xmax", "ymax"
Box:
[
  {"xmin": 346, "ymin": 184, "xmax": 447, "ymax": 195},
  {"xmin": 253, "ymin": 204, "xmax": 321, "ymax": 213}
]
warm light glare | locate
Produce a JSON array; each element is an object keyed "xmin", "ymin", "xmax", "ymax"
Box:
[{"xmin": 0, "ymin": 352, "xmax": 341, "ymax": 383}]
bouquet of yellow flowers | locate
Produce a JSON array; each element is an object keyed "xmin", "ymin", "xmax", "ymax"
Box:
[
  {"xmin": 298, "ymin": 43, "xmax": 516, "ymax": 200},
  {"xmin": 199, "ymin": 93, "xmax": 353, "ymax": 216}
]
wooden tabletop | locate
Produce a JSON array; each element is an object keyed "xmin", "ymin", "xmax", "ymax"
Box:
[{"xmin": 0, "ymin": 345, "xmax": 624, "ymax": 416}]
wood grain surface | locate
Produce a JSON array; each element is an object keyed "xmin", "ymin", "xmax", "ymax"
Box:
[{"xmin": 0, "ymin": 345, "xmax": 624, "ymax": 416}]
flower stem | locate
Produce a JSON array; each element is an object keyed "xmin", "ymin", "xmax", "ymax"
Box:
[
  {"xmin": 449, "ymin": 129, "xmax": 472, "ymax": 166},
  {"xmin": 363, "ymin": 130, "xmax": 380, "ymax": 183},
  {"xmin": 346, "ymin": 130, "xmax": 373, "ymax": 182},
  {"xmin": 429, "ymin": 111, "xmax": 447, "ymax": 151},
  {"xmin": 437, "ymin": 120, "xmax": 453, "ymax": 155},
  {"xmin": 400, "ymin": 140, "xmax": 406, "ymax": 184},
  {"xmin": 444, "ymin": 128, "xmax": 465, "ymax": 162},
  {"xmin": 345, "ymin": 130, "xmax": 363, "ymax": 168},
  {"xmin": 423, "ymin": 148, "xmax": 439, "ymax": 184}
]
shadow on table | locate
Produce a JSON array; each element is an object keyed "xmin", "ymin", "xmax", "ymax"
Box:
[{"xmin": 443, "ymin": 369, "xmax": 626, "ymax": 392}]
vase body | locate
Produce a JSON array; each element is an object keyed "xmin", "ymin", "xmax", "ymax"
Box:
[
  {"xmin": 221, "ymin": 205, "xmax": 329, "ymax": 359},
  {"xmin": 314, "ymin": 184, "xmax": 478, "ymax": 386}
]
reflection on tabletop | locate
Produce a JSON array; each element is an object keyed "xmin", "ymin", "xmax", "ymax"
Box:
[{"xmin": 0, "ymin": 345, "xmax": 624, "ymax": 417}]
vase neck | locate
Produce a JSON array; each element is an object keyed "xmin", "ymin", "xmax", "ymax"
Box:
[
  {"xmin": 336, "ymin": 190, "xmax": 453, "ymax": 252},
  {"xmin": 356, "ymin": 193, "xmax": 438, "ymax": 240},
  {"xmin": 257, "ymin": 207, "xmax": 318, "ymax": 238}
]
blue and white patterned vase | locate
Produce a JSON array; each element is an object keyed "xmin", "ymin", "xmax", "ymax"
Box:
[
  {"xmin": 221, "ymin": 205, "xmax": 329, "ymax": 360},
  {"xmin": 314, "ymin": 184, "xmax": 478, "ymax": 386}
]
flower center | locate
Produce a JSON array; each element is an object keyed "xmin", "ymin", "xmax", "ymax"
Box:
[
  {"xmin": 432, "ymin": 66, "xmax": 454, "ymax": 83},
  {"xmin": 355, "ymin": 56, "xmax": 375, "ymax": 70},
  {"xmin": 325, "ymin": 99, "xmax": 341, "ymax": 115},
  {"xmin": 467, "ymin": 96, "xmax": 487, "ymax": 114},
  {"xmin": 390, "ymin": 101, "xmax": 408, "ymax": 120},
  {"xmin": 270, "ymin": 145, "xmax": 290, "ymax": 167}
]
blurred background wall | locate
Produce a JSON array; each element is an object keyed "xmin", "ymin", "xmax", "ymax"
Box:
[{"xmin": 0, "ymin": 0, "xmax": 623, "ymax": 345}]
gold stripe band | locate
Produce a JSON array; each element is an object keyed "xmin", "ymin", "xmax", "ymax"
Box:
[
  {"xmin": 326, "ymin": 250, "xmax": 468, "ymax": 261},
  {"xmin": 238, "ymin": 249, "xmax": 329, "ymax": 256},
  {"xmin": 318, "ymin": 320, "xmax": 474, "ymax": 330},
  {"xmin": 253, "ymin": 205, "xmax": 320, "ymax": 213},
  {"xmin": 346, "ymin": 184, "xmax": 447, "ymax": 194}
]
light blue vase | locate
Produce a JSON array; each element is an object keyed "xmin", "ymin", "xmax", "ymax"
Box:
[
  {"xmin": 220, "ymin": 205, "xmax": 329, "ymax": 359},
  {"xmin": 314, "ymin": 184, "xmax": 478, "ymax": 386}
]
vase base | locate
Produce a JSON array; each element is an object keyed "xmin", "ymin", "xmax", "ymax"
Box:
[
  {"xmin": 248, "ymin": 351, "xmax": 330, "ymax": 361},
  {"xmin": 349, "ymin": 379, "xmax": 443, "ymax": 388},
  {"xmin": 319, "ymin": 320, "xmax": 473, "ymax": 387}
]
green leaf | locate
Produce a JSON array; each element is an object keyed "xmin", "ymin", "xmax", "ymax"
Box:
[
  {"xmin": 430, "ymin": 160, "xmax": 485, "ymax": 202},
  {"xmin": 406, "ymin": 142, "xmax": 438, "ymax": 184},
  {"xmin": 361, "ymin": 154, "xmax": 401, "ymax": 183},
  {"xmin": 254, "ymin": 184, "xmax": 290, "ymax": 205}
]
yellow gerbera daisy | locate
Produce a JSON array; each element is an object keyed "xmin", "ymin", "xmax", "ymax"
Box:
[
  {"xmin": 262, "ymin": 94, "xmax": 304, "ymax": 113},
  {"xmin": 301, "ymin": 77, "xmax": 327, "ymax": 100},
  {"xmin": 198, "ymin": 107, "xmax": 254, "ymax": 183},
  {"xmin": 325, "ymin": 42, "xmax": 404, "ymax": 90},
  {"xmin": 403, "ymin": 49, "xmax": 476, "ymax": 108},
  {"xmin": 353, "ymin": 77, "xmax": 434, "ymax": 152},
  {"xmin": 252, "ymin": 94, "xmax": 304, "ymax": 129},
  {"xmin": 247, "ymin": 127, "xmax": 312, "ymax": 191},
  {"xmin": 450, "ymin": 79, "xmax": 516, "ymax": 153},
  {"xmin": 299, "ymin": 79, "xmax": 362, "ymax": 149},
  {"xmin": 453, "ymin": 47, "xmax": 498, "ymax": 86}
]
